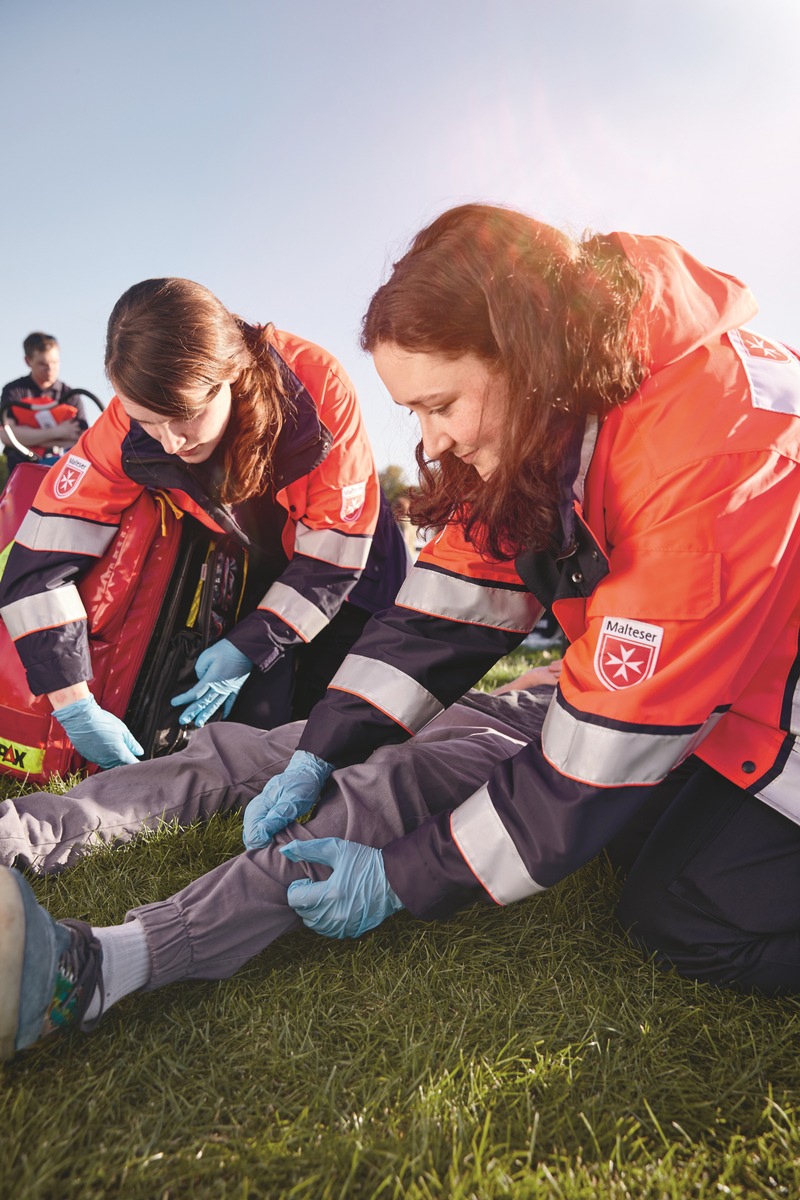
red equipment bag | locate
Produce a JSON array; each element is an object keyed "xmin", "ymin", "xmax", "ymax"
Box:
[{"xmin": 0, "ymin": 463, "xmax": 248, "ymax": 783}]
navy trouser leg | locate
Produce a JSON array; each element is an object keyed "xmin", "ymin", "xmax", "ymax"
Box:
[
  {"xmin": 615, "ymin": 762, "xmax": 800, "ymax": 994},
  {"xmin": 225, "ymin": 605, "xmax": 372, "ymax": 728},
  {"xmin": 291, "ymin": 603, "xmax": 370, "ymax": 719},
  {"xmin": 228, "ymin": 649, "xmax": 296, "ymax": 729}
]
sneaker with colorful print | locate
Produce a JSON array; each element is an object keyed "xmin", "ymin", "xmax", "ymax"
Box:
[{"xmin": 0, "ymin": 867, "xmax": 103, "ymax": 1060}]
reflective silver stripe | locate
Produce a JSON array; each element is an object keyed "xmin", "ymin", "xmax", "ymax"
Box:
[
  {"xmin": 329, "ymin": 654, "xmax": 443, "ymax": 732},
  {"xmin": 294, "ymin": 522, "xmax": 372, "ymax": 571},
  {"xmin": 258, "ymin": 581, "xmax": 330, "ymax": 642},
  {"xmin": 16, "ymin": 510, "xmax": 117, "ymax": 557},
  {"xmin": 396, "ymin": 567, "xmax": 539, "ymax": 632},
  {"xmin": 542, "ymin": 698, "xmax": 723, "ymax": 786},
  {"xmin": 756, "ymin": 741, "xmax": 800, "ymax": 826},
  {"xmin": 1, "ymin": 585, "xmax": 87, "ymax": 639},
  {"xmin": 451, "ymin": 784, "xmax": 545, "ymax": 905}
]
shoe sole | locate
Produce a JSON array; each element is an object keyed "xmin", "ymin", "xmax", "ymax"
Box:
[{"xmin": 0, "ymin": 868, "xmax": 25, "ymax": 1060}]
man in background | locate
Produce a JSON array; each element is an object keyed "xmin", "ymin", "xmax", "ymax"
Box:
[{"xmin": 0, "ymin": 332, "xmax": 86, "ymax": 477}]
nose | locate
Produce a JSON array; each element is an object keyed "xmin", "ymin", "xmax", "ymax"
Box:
[
  {"xmin": 419, "ymin": 416, "xmax": 453, "ymax": 461},
  {"xmin": 157, "ymin": 423, "xmax": 187, "ymax": 455}
]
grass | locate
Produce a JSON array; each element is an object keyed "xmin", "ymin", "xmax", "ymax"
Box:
[{"xmin": 2, "ymin": 647, "xmax": 800, "ymax": 1198}]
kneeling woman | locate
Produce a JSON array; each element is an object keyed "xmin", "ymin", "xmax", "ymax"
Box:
[
  {"xmin": 0, "ymin": 279, "xmax": 410, "ymax": 769},
  {"xmin": 248, "ymin": 204, "xmax": 800, "ymax": 995}
]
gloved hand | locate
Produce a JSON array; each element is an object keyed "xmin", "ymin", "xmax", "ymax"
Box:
[
  {"xmin": 171, "ymin": 638, "xmax": 253, "ymax": 727},
  {"xmin": 52, "ymin": 695, "xmax": 145, "ymax": 770},
  {"xmin": 242, "ymin": 750, "xmax": 333, "ymax": 849},
  {"xmin": 282, "ymin": 837, "xmax": 404, "ymax": 939}
]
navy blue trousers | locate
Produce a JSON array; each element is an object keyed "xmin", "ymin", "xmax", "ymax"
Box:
[
  {"xmin": 228, "ymin": 603, "xmax": 371, "ymax": 730},
  {"xmin": 612, "ymin": 759, "xmax": 800, "ymax": 995}
]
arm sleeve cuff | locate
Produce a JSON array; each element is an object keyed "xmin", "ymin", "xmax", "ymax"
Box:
[{"xmin": 381, "ymin": 812, "xmax": 491, "ymax": 921}]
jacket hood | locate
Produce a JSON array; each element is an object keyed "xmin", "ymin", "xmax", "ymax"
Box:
[{"xmin": 611, "ymin": 232, "xmax": 759, "ymax": 372}]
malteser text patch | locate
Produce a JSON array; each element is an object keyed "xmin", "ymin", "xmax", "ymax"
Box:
[
  {"xmin": 594, "ymin": 617, "xmax": 663, "ymax": 691},
  {"xmin": 53, "ymin": 455, "xmax": 91, "ymax": 500}
]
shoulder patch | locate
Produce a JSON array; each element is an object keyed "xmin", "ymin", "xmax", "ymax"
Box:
[
  {"xmin": 53, "ymin": 454, "xmax": 91, "ymax": 500},
  {"xmin": 728, "ymin": 327, "xmax": 800, "ymax": 416},
  {"xmin": 594, "ymin": 616, "xmax": 663, "ymax": 690},
  {"xmin": 340, "ymin": 481, "xmax": 366, "ymax": 523}
]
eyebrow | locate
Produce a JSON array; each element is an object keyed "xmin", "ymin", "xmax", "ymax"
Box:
[{"xmin": 395, "ymin": 391, "xmax": 454, "ymax": 410}]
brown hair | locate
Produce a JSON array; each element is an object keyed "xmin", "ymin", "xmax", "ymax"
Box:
[
  {"xmin": 24, "ymin": 332, "xmax": 58, "ymax": 357},
  {"xmin": 361, "ymin": 204, "xmax": 646, "ymax": 559},
  {"xmin": 105, "ymin": 278, "xmax": 287, "ymax": 505}
]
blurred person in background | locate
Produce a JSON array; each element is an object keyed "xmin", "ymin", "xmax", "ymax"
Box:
[{"xmin": 0, "ymin": 332, "xmax": 87, "ymax": 476}]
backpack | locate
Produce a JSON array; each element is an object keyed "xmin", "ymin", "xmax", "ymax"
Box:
[{"xmin": 0, "ymin": 462, "xmax": 247, "ymax": 782}]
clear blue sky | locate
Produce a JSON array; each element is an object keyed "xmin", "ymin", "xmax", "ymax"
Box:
[{"xmin": 2, "ymin": 0, "xmax": 799, "ymax": 478}]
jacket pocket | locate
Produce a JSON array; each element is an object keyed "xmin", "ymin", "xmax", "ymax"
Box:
[{"xmin": 586, "ymin": 546, "xmax": 721, "ymax": 621}]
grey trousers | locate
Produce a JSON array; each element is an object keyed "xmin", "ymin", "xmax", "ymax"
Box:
[{"xmin": 1, "ymin": 690, "xmax": 548, "ymax": 989}]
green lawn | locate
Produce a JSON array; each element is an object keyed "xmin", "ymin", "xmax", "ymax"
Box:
[{"xmin": 2, "ymin": 648, "xmax": 800, "ymax": 1198}]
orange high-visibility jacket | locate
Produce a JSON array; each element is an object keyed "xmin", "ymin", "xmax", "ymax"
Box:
[{"xmin": 299, "ymin": 235, "xmax": 800, "ymax": 918}]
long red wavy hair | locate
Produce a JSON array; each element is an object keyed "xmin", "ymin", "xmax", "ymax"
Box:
[{"xmin": 361, "ymin": 204, "xmax": 647, "ymax": 559}]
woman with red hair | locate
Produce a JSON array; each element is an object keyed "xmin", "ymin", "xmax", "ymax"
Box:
[{"xmin": 252, "ymin": 204, "xmax": 800, "ymax": 992}]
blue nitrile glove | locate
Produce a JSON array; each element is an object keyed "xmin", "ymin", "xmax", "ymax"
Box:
[
  {"xmin": 171, "ymin": 638, "xmax": 253, "ymax": 727},
  {"xmin": 282, "ymin": 837, "xmax": 405, "ymax": 939},
  {"xmin": 242, "ymin": 750, "xmax": 334, "ymax": 849},
  {"xmin": 52, "ymin": 695, "xmax": 145, "ymax": 770}
]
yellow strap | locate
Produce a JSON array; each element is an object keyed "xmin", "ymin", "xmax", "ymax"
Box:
[
  {"xmin": 153, "ymin": 490, "xmax": 185, "ymax": 537},
  {"xmin": 187, "ymin": 543, "xmax": 248, "ymax": 629},
  {"xmin": 186, "ymin": 542, "xmax": 216, "ymax": 629},
  {"xmin": 0, "ymin": 541, "xmax": 13, "ymax": 584},
  {"xmin": 235, "ymin": 548, "xmax": 249, "ymax": 621}
]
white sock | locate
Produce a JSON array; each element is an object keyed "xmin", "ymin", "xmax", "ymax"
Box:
[{"xmin": 85, "ymin": 919, "xmax": 152, "ymax": 1021}]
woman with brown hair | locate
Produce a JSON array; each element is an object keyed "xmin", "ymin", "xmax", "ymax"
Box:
[{"xmin": 0, "ymin": 278, "xmax": 410, "ymax": 769}]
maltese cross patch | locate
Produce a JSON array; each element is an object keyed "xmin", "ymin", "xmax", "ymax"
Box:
[
  {"xmin": 53, "ymin": 454, "xmax": 91, "ymax": 500},
  {"xmin": 340, "ymin": 481, "xmax": 366, "ymax": 523},
  {"xmin": 594, "ymin": 616, "xmax": 663, "ymax": 691}
]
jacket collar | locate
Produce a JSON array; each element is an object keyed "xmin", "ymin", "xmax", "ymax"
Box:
[
  {"xmin": 268, "ymin": 346, "xmax": 333, "ymax": 490},
  {"xmin": 514, "ymin": 414, "xmax": 609, "ymax": 607},
  {"xmin": 552, "ymin": 413, "xmax": 599, "ymax": 557}
]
